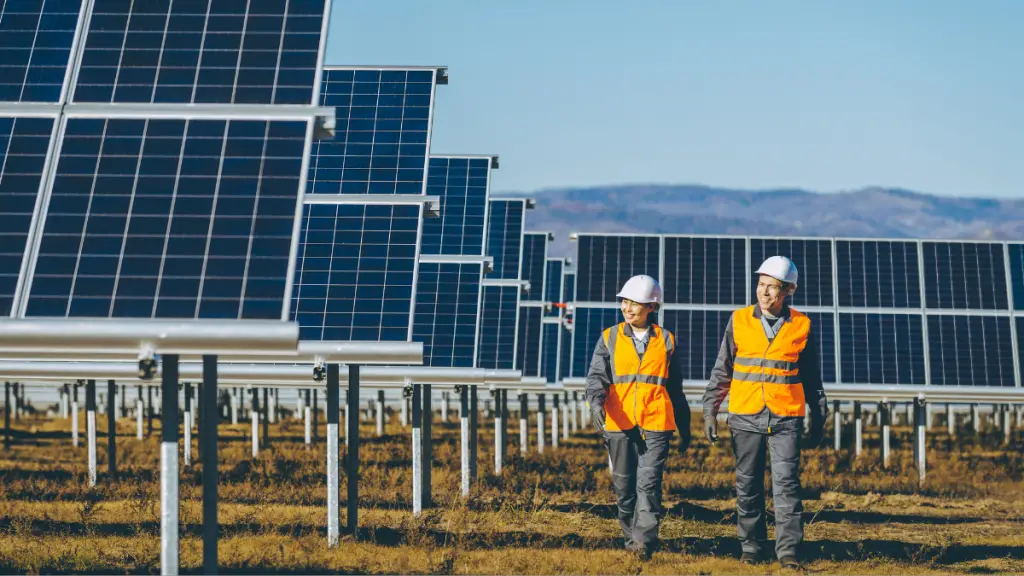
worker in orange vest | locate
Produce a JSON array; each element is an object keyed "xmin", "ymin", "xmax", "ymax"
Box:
[
  {"xmin": 702, "ymin": 256, "xmax": 828, "ymax": 569},
  {"xmin": 585, "ymin": 275, "xmax": 691, "ymax": 560}
]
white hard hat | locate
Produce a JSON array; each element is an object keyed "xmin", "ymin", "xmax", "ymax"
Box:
[
  {"xmin": 755, "ymin": 256, "xmax": 799, "ymax": 287},
  {"xmin": 616, "ymin": 274, "xmax": 663, "ymax": 304}
]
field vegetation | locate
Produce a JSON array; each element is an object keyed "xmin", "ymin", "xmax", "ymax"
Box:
[{"xmin": 1, "ymin": 403, "xmax": 1023, "ymax": 574}]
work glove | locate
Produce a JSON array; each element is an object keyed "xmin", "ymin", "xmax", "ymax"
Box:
[
  {"xmin": 590, "ymin": 403, "xmax": 606, "ymax": 433},
  {"xmin": 805, "ymin": 419, "xmax": 825, "ymax": 448},
  {"xmin": 677, "ymin": 425, "xmax": 691, "ymax": 454},
  {"xmin": 704, "ymin": 415, "xmax": 718, "ymax": 445}
]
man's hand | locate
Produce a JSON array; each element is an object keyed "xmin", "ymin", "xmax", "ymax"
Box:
[
  {"xmin": 805, "ymin": 420, "xmax": 824, "ymax": 448},
  {"xmin": 704, "ymin": 416, "xmax": 718, "ymax": 444},
  {"xmin": 677, "ymin": 425, "xmax": 691, "ymax": 454},
  {"xmin": 590, "ymin": 403, "xmax": 606, "ymax": 433}
]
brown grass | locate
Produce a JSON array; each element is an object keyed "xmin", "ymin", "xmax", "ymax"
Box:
[{"xmin": 1, "ymin": 406, "xmax": 1023, "ymax": 574}]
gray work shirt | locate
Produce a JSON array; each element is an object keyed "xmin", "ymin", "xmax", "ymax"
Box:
[{"xmin": 701, "ymin": 304, "xmax": 829, "ymax": 434}]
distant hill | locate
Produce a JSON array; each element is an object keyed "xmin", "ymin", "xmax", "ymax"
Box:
[{"xmin": 500, "ymin": 185, "xmax": 1024, "ymax": 257}]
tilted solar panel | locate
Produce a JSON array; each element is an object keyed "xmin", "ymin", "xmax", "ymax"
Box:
[
  {"xmin": 0, "ymin": 0, "xmax": 84, "ymax": 103},
  {"xmin": 307, "ymin": 67, "xmax": 437, "ymax": 195},
  {"xmin": 73, "ymin": 0, "xmax": 328, "ymax": 105},
  {"xmin": 520, "ymin": 232, "xmax": 547, "ymax": 302},
  {"xmin": 476, "ymin": 284, "xmax": 518, "ymax": 369},
  {"xmin": 25, "ymin": 116, "xmax": 309, "ymax": 320},
  {"xmin": 1009, "ymin": 244, "xmax": 1024, "ymax": 311},
  {"xmin": 836, "ymin": 240, "xmax": 921, "ymax": 308},
  {"xmin": 558, "ymin": 314, "xmax": 572, "ymax": 380},
  {"xmin": 0, "ymin": 115, "xmax": 56, "ymax": 316},
  {"xmin": 420, "ymin": 156, "xmax": 490, "ymax": 256},
  {"xmin": 575, "ymin": 235, "xmax": 659, "ymax": 303},
  {"xmin": 540, "ymin": 322, "xmax": 559, "ymax": 383},
  {"xmin": 928, "ymin": 314, "xmax": 1015, "ymax": 386},
  {"xmin": 544, "ymin": 259, "xmax": 563, "ymax": 316},
  {"xmin": 922, "ymin": 241, "xmax": 1008, "ymax": 310},
  {"xmin": 291, "ymin": 202, "xmax": 419, "ymax": 341},
  {"xmin": 663, "ymin": 236, "xmax": 746, "ymax": 306},
  {"xmin": 838, "ymin": 312, "xmax": 926, "ymax": 385},
  {"xmin": 515, "ymin": 305, "xmax": 542, "ymax": 377},
  {"xmin": 484, "ymin": 199, "xmax": 525, "ymax": 281},
  {"xmin": 413, "ymin": 261, "xmax": 482, "ymax": 368},
  {"xmin": 569, "ymin": 306, "xmax": 619, "ymax": 378},
  {"xmin": 661, "ymin": 309, "xmax": 733, "ymax": 381},
  {"xmin": 750, "ymin": 238, "xmax": 833, "ymax": 307}
]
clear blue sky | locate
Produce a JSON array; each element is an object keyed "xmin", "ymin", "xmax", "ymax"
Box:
[{"xmin": 326, "ymin": 1, "xmax": 1024, "ymax": 198}]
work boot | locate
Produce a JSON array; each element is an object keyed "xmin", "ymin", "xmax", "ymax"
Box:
[
  {"xmin": 779, "ymin": 555, "xmax": 802, "ymax": 569},
  {"xmin": 740, "ymin": 551, "xmax": 765, "ymax": 565}
]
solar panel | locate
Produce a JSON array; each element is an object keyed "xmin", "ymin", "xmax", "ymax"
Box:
[
  {"xmin": 515, "ymin": 305, "xmax": 542, "ymax": 377},
  {"xmin": 484, "ymin": 199, "xmax": 525, "ymax": 280},
  {"xmin": 477, "ymin": 284, "xmax": 518, "ymax": 369},
  {"xmin": 291, "ymin": 202, "xmax": 419, "ymax": 341},
  {"xmin": 927, "ymin": 314, "xmax": 1015, "ymax": 386},
  {"xmin": 575, "ymin": 235, "xmax": 660, "ymax": 303},
  {"xmin": 838, "ymin": 313, "xmax": 925, "ymax": 385},
  {"xmin": 420, "ymin": 156, "xmax": 490, "ymax": 256},
  {"xmin": 836, "ymin": 240, "xmax": 921, "ymax": 308},
  {"xmin": 0, "ymin": 114, "xmax": 56, "ymax": 317},
  {"xmin": 73, "ymin": 0, "xmax": 328, "ymax": 105},
  {"xmin": 544, "ymin": 258, "xmax": 563, "ymax": 316},
  {"xmin": 663, "ymin": 236, "xmax": 746, "ymax": 305},
  {"xmin": 1009, "ymin": 244, "xmax": 1024, "ymax": 310},
  {"xmin": 307, "ymin": 67, "xmax": 439, "ymax": 195},
  {"xmin": 922, "ymin": 242, "xmax": 1008, "ymax": 310},
  {"xmin": 558, "ymin": 313, "xmax": 572, "ymax": 380},
  {"xmin": 520, "ymin": 232, "xmax": 548, "ymax": 302},
  {"xmin": 0, "ymin": 0, "xmax": 84, "ymax": 103},
  {"xmin": 540, "ymin": 322, "xmax": 559, "ymax": 382},
  {"xmin": 563, "ymin": 271, "xmax": 575, "ymax": 304},
  {"xmin": 661, "ymin": 309, "xmax": 733, "ymax": 380},
  {"xmin": 412, "ymin": 261, "xmax": 482, "ymax": 368},
  {"xmin": 24, "ymin": 115, "xmax": 310, "ymax": 320},
  {"xmin": 750, "ymin": 238, "xmax": 833, "ymax": 307},
  {"xmin": 569, "ymin": 307, "xmax": 620, "ymax": 378}
]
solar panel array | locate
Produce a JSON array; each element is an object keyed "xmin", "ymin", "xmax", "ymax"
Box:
[
  {"xmin": 413, "ymin": 155, "xmax": 496, "ymax": 367},
  {"xmin": 3, "ymin": 0, "xmax": 331, "ymax": 323},
  {"xmin": 290, "ymin": 66, "xmax": 442, "ymax": 343},
  {"xmin": 566, "ymin": 234, "xmax": 1024, "ymax": 389}
]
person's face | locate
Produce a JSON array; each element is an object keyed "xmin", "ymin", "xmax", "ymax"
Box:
[
  {"xmin": 620, "ymin": 298, "xmax": 652, "ymax": 327},
  {"xmin": 756, "ymin": 274, "xmax": 788, "ymax": 315}
]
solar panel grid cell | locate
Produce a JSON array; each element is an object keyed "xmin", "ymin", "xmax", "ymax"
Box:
[
  {"xmin": 928, "ymin": 314, "xmax": 1015, "ymax": 386},
  {"xmin": 544, "ymin": 259, "xmax": 562, "ymax": 316},
  {"xmin": 836, "ymin": 240, "xmax": 921, "ymax": 308},
  {"xmin": 576, "ymin": 235, "xmax": 659, "ymax": 302},
  {"xmin": 290, "ymin": 202, "xmax": 419, "ymax": 341},
  {"xmin": 477, "ymin": 284, "xmax": 518, "ymax": 369},
  {"xmin": 839, "ymin": 312, "xmax": 926, "ymax": 385},
  {"xmin": 307, "ymin": 68, "xmax": 434, "ymax": 195},
  {"xmin": 484, "ymin": 200, "xmax": 524, "ymax": 281},
  {"xmin": 663, "ymin": 237, "xmax": 746, "ymax": 305},
  {"xmin": 515, "ymin": 305, "xmax": 542, "ymax": 376},
  {"xmin": 540, "ymin": 322, "xmax": 559, "ymax": 382},
  {"xmin": 412, "ymin": 261, "xmax": 481, "ymax": 368},
  {"xmin": 922, "ymin": 241, "xmax": 1008, "ymax": 310},
  {"xmin": 520, "ymin": 233, "xmax": 546, "ymax": 302},
  {"xmin": 0, "ymin": 0, "xmax": 82, "ymax": 103},
  {"xmin": 420, "ymin": 157, "xmax": 488, "ymax": 256}
]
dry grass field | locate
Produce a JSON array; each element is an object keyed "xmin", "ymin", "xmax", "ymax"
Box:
[{"xmin": 1, "ymin": 405, "xmax": 1023, "ymax": 575}]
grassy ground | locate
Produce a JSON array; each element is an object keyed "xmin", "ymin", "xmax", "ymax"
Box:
[{"xmin": 1, "ymin": 405, "xmax": 1023, "ymax": 575}]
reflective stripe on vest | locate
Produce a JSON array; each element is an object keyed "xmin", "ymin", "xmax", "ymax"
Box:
[
  {"xmin": 602, "ymin": 323, "xmax": 677, "ymax": 432},
  {"xmin": 728, "ymin": 305, "xmax": 809, "ymax": 417}
]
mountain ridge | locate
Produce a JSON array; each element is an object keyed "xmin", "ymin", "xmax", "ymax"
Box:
[{"xmin": 499, "ymin": 185, "xmax": 1024, "ymax": 257}]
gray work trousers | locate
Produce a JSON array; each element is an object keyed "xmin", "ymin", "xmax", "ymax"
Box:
[
  {"xmin": 606, "ymin": 429, "xmax": 672, "ymax": 550},
  {"xmin": 731, "ymin": 427, "xmax": 803, "ymax": 558}
]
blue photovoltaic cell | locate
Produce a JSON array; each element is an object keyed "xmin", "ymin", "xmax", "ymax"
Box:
[
  {"xmin": 544, "ymin": 259, "xmax": 562, "ymax": 316},
  {"xmin": 570, "ymin": 307, "xmax": 620, "ymax": 378},
  {"xmin": 541, "ymin": 322, "xmax": 559, "ymax": 382},
  {"xmin": 74, "ymin": 0, "xmax": 326, "ymax": 105},
  {"xmin": 477, "ymin": 284, "xmax": 518, "ymax": 369},
  {"xmin": 576, "ymin": 235, "xmax": 660, "ymax": 303},
  {"xmin": 307, "ymin": 68, "xmax": 434, "ymax": 195},
  {"xmin": 836, "ymin": 240, "xmax": 921, "ymax": 308},
  {"xmin": 1010, "ymin": 244, "xmax": 1024, "ymax": 310},
  {"xmin": 663, "ymin": 237, "xmax": 747, "ymax": 306},
  {"xmin": 421, "ymin": 157, "xmax": 488, "ymax": 255},
  {"xmin": 750, "ymin": 238, "xmax": 833, "ymax": 307},
  {"xmin": 516, "ymin": 305, "xmax": 542, "ymax": 377},
  {"xmin": 839, "ymin": 313, "xmax": 925, "ymax": 385},
  {"xmin": 662, "ymin": 310, "xmax": 734, "ymax": 381},
  {"xmin": 558, "ymin": 317, "xmax": 572, "ymax": 380},
  {"xmin": 928, "ymin": 315, "xmax": 1015, "ymax": 386},
  {"xmin": 412, "ymin": 262, "xmax": 481, "ymax": 368},
  {"xmin": 26, "ymin": 117, "xmax": 307, "ymax": 319},
  {"xmin": 291, "ymin": 203, "xmax": 419, "ymax": 341},
  {"xmin": 0, "ymin": 116, "xmax": 53, "ymax": 316},
  {"xmin": 484, "ymin": 200, "xmax": 524, "ymax": 280},
  {"xmin": 0, "ymin": 0, "xmax": 81, "ymax": 102},
  {"xmin": 922, "ymin": 242, "xmax": 1008, "ymax": 310},
  {"xmin": 520, "ymin": 233, "xmax": 547, "ymax": 301},
  {"xmin": 563, "ymin": 272, "xmax": 575, "ymax": 303}
]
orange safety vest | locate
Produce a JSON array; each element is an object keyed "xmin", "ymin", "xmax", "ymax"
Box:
[
  {"xmin": 602, "ymin": 323, "xmax": 677, "ymax": 432},
  {"xmin": 729, "ymin": 305, "xmax": 809, "ymax": 417}
]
